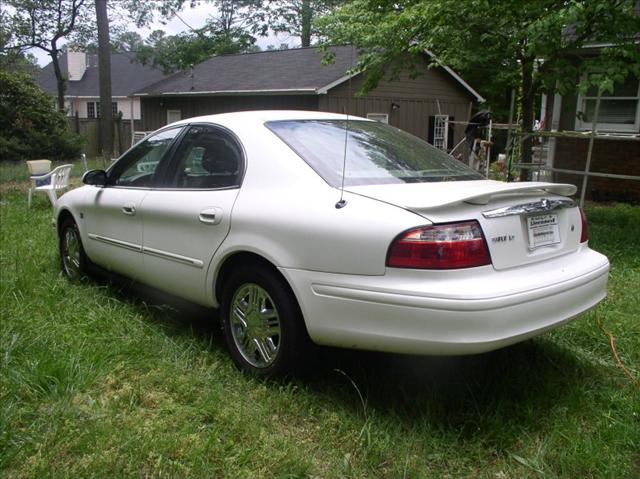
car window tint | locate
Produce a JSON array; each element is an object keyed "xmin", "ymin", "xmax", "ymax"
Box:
[
  {"xmin": 109, "ymin": 127, "xmax": 182, "ymax": 187},
  {"xmin": 266, "ymin": 120, "xmax": 483, "ymax": 187},
  {"xmin": 170, "ymin": 125, "xmax": 241, "ymax": 189}
]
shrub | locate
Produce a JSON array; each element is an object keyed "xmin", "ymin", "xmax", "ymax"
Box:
[{"xmin": 0, "ymin": 69, "xmax": 83, "ymax": 162}]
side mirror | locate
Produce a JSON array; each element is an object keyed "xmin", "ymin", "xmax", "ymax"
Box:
[{"xmin": 82, "ymin": 169, "xmax": 108, "ymax": 186}]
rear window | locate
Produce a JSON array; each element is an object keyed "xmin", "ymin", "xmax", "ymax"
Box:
[{"xmin": 266, "ymin": 119, "xmax": 483, "ymax": 187}]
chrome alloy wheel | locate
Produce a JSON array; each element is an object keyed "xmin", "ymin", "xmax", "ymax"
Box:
[
  {"xmin": 62, "ymin": 226, "xmax": 82, "ymax": 280},
  {"xmin": 230, "ymin": 283, "xmax": 282, "ymax": 368}
]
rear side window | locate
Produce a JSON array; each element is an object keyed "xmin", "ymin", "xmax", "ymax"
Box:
[
  {"xmin": 168, "ymin": 125, "xmax": 242, "ymax": 189},
  {"xmin": 266, "ymin": 120, "xmax": 482, "ymax": 187}
]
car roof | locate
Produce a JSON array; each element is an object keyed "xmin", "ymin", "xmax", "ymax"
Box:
[{"xmin": 167, "ymin": 110, "xmax": 370, "ymax": 129}]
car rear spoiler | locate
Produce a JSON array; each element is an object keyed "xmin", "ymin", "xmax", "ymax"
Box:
[{"xmin": 462, "ymin": 182, "xmax": 577, "ymax": 206}]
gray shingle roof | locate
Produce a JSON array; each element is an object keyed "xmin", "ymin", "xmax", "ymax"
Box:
[
  {"xmin": 37, "ymin": 52, "xmax": 166, "ymax": 97},
  {"xmin": 137, "ymin": 45, "xmax": 356, "ymax": 96}
]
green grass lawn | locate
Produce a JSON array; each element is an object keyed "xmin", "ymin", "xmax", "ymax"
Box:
[{"xmin": 1, "ymin": 164, "xmax": 639, "ymax": 478}]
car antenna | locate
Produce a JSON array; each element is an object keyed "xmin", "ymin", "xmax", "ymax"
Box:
[{"xmin": 335, "ymin": 46, "xmax": 354, "ymax": 210}]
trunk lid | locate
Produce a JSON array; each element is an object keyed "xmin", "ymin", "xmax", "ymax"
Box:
[{"xmin": 348, "ymin": 180, "xmax": 583, "ymax": 270}]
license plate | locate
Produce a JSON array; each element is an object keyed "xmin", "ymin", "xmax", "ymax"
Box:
[{"xmin": 527, "ymin": 214, "xmax": 560, "ymax": 248}]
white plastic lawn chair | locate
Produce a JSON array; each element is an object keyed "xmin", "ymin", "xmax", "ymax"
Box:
[{"xmin": 28, "ymin": 164, "xmax": 73, "ymax": 207}]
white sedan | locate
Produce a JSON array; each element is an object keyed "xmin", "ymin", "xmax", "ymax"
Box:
[{"xmin": 55, "ymin": 110, "xmax": 609, "ymax": 377}]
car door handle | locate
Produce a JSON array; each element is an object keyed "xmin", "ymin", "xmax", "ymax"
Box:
[
  {"xmin": 199, "ymin": 207, "xmax": 223, "ymax": 225},
  {"xmin": 122, "ymin": 203, "xmax": 136, "ymax": 215}
]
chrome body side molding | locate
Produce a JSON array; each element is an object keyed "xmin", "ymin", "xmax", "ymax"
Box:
[
  {"xmin": 142, "ymin": 246, "xmax": 204, "ymax": 268},
  {"xmin": 88, "ymin": 234, "xmax": 203, "ymax": 268},
  {"xmin": 88, "ymin": 233, "xmax": 142, "ymax": 252}
]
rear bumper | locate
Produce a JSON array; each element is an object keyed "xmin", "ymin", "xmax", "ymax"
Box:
[{"xmin": 280, "ymin": 246, "xmax": 609, "ymax": 355}]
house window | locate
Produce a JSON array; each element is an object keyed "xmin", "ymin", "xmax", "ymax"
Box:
[
  {"xmin": 576, "ymin": 75, "xmax": 640, "ymax": 133},
  {"xmin": 167, "ymin": 109, "xmax": 182, "ymax": 124},
  {"xmin": 88, "ymin": 101, "xmax": 117, "ymax": 118},
  {"xmin": 432, "ymin": 115, "xmax": 449, "ymax": 150},
  {"xmin": 366, "ymin": 113, "xmax": 389, "ymax": 124},
  {"xmin": 428, "ymin": 115, "xmax": 455, "ymax": 151}
]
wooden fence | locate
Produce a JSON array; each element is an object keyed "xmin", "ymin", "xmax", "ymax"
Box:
[{"xmin": 67, "ymin": 116, "xmax": 143, "ymax": 158}]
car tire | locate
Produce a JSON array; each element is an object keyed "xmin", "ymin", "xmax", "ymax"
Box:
[
  {"xmin": 220, "ymin": 264, "xmax": 311, "ymax": 378},
  {"xmin": 59, "ymin": 217, "xmax": 89, "ymax": 281}
]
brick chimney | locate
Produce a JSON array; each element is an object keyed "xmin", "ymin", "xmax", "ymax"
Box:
[{"xmin": 67, "ymin": 49, "xmax": 86, "ymax": 81}]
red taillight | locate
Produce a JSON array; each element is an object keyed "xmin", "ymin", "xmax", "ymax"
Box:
[
  {"xmin": 579, "ymin": 207, "xmax": 589, "ymax": 243},
  {"xmin": 386, "ymin": 221, "xmax": 491, "ymax": 269}
]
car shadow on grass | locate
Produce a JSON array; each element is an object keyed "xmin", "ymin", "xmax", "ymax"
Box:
[
  {"xmin": 94, "ymin": 268, "xmax": 602, "ymax": 445},
  {"xmin": 301, "ymin": 339, "xmax": 607, "ymax": 454}
]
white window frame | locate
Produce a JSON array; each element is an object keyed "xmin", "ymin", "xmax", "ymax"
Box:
[
  {"xmin": 167, "ymin": 109, "xmax": 182, "ymax": 124},
  {"xmin": 575, "ymin": 76, "xmax": 640, "ymax": 133},
  {"xmin": 433, "ymin": 114, "xmax": 449, "ymax": 151},
  {"xmin": 366, "ymin": 113, "xmax": 389, "ymax": 124}
]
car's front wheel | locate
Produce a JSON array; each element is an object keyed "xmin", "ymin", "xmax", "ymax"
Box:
[
  {"xmin": 59, "ymin": 217, "xmax": 88, "ymax": 281},
  {"xmin": 220, "ymin": 265, "xmax": 311, "ymax": 377}
]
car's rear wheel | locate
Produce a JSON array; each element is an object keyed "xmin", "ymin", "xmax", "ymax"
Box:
[
  {"xmin": 59, "ymin": 217, "xmax": 88, "ymax": 281},
  {"xmin": 220, "ymin": 264, "xmax": 310, "ymax": 377}
]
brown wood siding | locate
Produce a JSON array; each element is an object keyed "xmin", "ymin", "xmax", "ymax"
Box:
[
  {"xmin": 321, "ymin": 64, "xmax": 476, "ymax": 151},
  {"xmin": 554, "ymin": 137, "xmax": 640, "ymax": 203},
  {"xmin": 140, "ymin": 62, "xmax": 479, "ymax": 155},
  {"xmin": 319, "ymin": 95, "xmax": 472, "ymax": 150},
  {"xmin": 141, "ymin": 95, "xmax": 319, "ymax": 131},
  {"xmin": 328, "ymin": 64, "xmax": 475, "ymax": 102}
]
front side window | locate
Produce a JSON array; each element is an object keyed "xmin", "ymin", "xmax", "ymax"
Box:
[
  {"xmin": 168, "ymin": 125, "xmax": 242, "ymax": 189},
  {"xmin": 577, "ymin": 75, "xmax": 640, "ymax": 132},
  {"xmin": 266, "ymin": 120, "xmax": 482, "ymax": 187},
  {"xmin": 108, "ymin": 127, "xmax": 182, "ymax": 187}
]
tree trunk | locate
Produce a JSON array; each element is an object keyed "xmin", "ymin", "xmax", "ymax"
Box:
[
  {"xmin": 50, "ymin": 49, "xmax": 66, "ymax": 112},
  {"xmin": 96, "ymin": 0, "xmax": 113, "ymax": 159},
  {"xmin": 519, "ymin": 56, "xmax": 535, "ymax": 181},
  {"xmin": 300, "ymin": 0, "xmax": 312, "ymax": 47}
]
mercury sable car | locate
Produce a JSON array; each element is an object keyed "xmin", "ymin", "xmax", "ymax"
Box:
[{"xmin": 55, "ymin": 111, "xmax": 609, "ymax": 376}]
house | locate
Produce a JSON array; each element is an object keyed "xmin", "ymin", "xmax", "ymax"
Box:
[
  {"xmin": 135, "ymin": 46, "xmax": 485, "ymax": 153},
  {"xmin": 541, "ymin": 40, "xmax": 640, "ymax": 203},
  {"xmin": 37, "ymin": 50, "xmax": 166, "ymax": 155},
  {"xmin": 37, "ymin": 50, "xmax": 166, "ymax": 123}
]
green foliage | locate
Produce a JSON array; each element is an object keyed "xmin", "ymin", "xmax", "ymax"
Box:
[
  {"xmin": 0, "ymin": 70, "xmax": 83, "ymax": 162},
  {"xmin": 317, "ymin": 0, "xmax": 640, "ymax": 121},
  {"xmin": 264, "ymin": 0, "xmax": 341, "ymax": 47},
  {"xmin": 0, "ymin": 50, "xmax": 40, "ymax": 78},
  {"xmin": 111, "ymin": 31, "xmax": 145, "ymax": 53},
  {"xmin": 136, "ymin": 26, "xmax": 258, "ymax": 74},
  {"xmin": 131, "ymin": 1, "xmax": 264, "ymax": 73},
  {"xmin": 2, "ymin": 0, "xmax": 91, "ymax": 110},
  {"xmin": 0, "ymin": 9, "xmax": 40, "ymax": 77},
  {"xmin": 125, "ymin": 1, "xmax": 340, "ymax": 72}
]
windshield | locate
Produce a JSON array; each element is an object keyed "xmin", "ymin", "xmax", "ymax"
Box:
[{"xmin": 266, "ymin": 119, "xmax": 483, "ymax": 187}]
